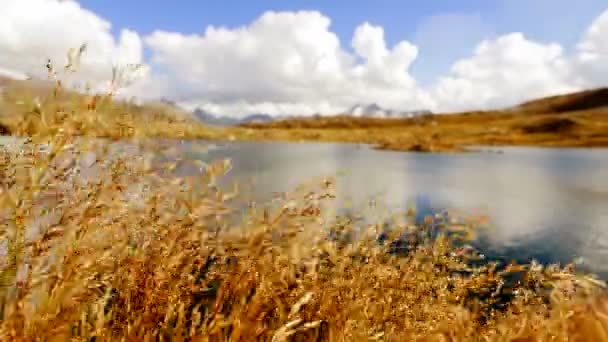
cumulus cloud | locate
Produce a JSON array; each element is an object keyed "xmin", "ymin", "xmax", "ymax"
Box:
[
  {"xmin": 411, "ymin": 12, "xmax": 495, "ymax": 86},
  {"xmin": 143, "ymin": 8, "xmax": 608, "ymax": 116},
  {"xmin": 0, "ymin": 2, "xmax": 607, "ymax": 116},
  {"xmin": 143, "ymin": 11, "xmax": 434, "ymax": 117},
  {"xmin": 0, "ymin": 0, "xmax": 147, "ymax": 90},
  {"xmin": 575, "ymin": 10, "xmax": 608, "ymax": 87},
  {"xmin": 431, "ymin": 9, "xmax": 608, "ymax": 112},
  {"xmin": 431, "ymin": 33, "xmax": 580, "ymax": 112}
]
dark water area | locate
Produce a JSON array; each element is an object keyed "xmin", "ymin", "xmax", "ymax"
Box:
[
  {"xmin": 3, "ymin": 136, "xmax": 607, "ymax": 277},
  {"xmin": 168, "ymin": 141, "xmax": 608, "ymax": 277}
]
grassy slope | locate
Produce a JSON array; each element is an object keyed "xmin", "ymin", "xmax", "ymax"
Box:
[
  {"xmin": 2, "ymin": 74, "xmax": 606, "ymax": 153},
  {"xmin": 2, "ymin": 73, "xmax": 607, "ymax": 154},
  {"xmin": 240, "ymin": 88, "xmax": 608, "ymax": 152},
  {"xmin": 1, "ymin": 135, "xmax": 608, "ymax": 340},
  {"xmin": 0, "ymin": 75, "xmax": 230, "ymax": 140},
  {"xmin": 2, "ymin": 74, "xmax": 608, "ymax": 339}
]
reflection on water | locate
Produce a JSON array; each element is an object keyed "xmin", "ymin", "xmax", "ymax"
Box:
[
  {"xmin": 2, "ymin": 136, "xmax": 606, "ymax": 277},
  {"xmin": 174, "ymin": 141, "xmax": 608, "ymax": 277}
]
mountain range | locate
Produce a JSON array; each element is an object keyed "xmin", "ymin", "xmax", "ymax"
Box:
[
  {"xmin": 347, "ymin": 103, "xmax": 432, "ymax": 118},
  {"xmin": 192, "ymin": 108, "xmax": 275, "ymax": 126},
  {"xmin": 191, "ymin": 103, "xmax": 432, "ymax": 126}
]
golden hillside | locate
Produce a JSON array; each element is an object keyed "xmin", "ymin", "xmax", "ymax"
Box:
[
  {"xmin": 0, "ymin": 75, "xmax": 227, "ymax": 139},
  {"xmin": 240, "ymin": 88, "xmax": 608, "ymax": 152}
]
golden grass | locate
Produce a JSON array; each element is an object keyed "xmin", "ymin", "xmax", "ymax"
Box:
[
  {"xmin": 1, "ymin": 129, "xmax": 608, "ymax": 340},
  {"xmin": 3, "ymin": 63, "xmax": 607, "ymax": 153},
  {"xmin": 1, "ymin": 52, "xmax": 608, "ymax": 340},
  {"xmin": 240, "ymin": 89, "xmax": 608, "ymax": 152},
  {"xmin": 0, "ymin": 71, "xmax": 230, "ymax": 140}
]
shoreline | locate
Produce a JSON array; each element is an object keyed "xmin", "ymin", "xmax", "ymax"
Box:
[
  {"xmin": 2, "ymin": 135, "xmax": 608, "ymax": 340},
  {"xmin": 4, "ymin": 132, "xmax": 608, "ymax": 154}
]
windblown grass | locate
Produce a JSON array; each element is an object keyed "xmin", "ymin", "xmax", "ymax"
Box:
[
  {"xmin": 1, "ymin": 51, "xmax": 608, "ymax": 340},
  {"xmin": 0, "ymin": 132, "xmax": 607, "ymax": 340},
  {"xmin": 0, "ymin": 49, "xmax": 228, "ymax": 140}
]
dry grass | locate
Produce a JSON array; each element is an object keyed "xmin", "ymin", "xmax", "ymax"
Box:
[
  {"xmin": 241, "ymin": 89, "xmax": 608, "ymax": 152},
  {"xmin": 3, "ymin": 59, "xmax": 607, "ymax": 154},
  {"xmin": 0, "ymin": 80, "xmax": 232, "ymax": 140},
  {"xmin": 1, "ymin": 129, "xmax": 608, "ymax": 341},
  {"xmin": 0, "ymin": 60, "xmax": 229, "ymax": 141},
  {"xmin": 1, "ymin": 52, "xmax": 608, "ymax": 340}
]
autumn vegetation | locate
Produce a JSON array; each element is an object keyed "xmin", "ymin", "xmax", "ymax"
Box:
[
  {"xmin": 242, "ymin": 88, "xmax": 608, "ymax": 153},
  {"xmin": 0, "ymin": 51, "xmax": 608, "ymax": 340}
]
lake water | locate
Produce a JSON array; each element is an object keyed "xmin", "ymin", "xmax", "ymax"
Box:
[
  {"xmin": 175, "ymin": 141, "xmax": 608, "ymax": 277},
  {"xmin": 2, "ymin": 136, "xmax": 608, "ymax": 277}
]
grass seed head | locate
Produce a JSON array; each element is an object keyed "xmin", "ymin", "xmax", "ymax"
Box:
[{"xmin": 0, "ymin": 51, "xmax": 606, "ymax": 341}]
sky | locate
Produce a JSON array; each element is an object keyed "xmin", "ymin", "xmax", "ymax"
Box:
[{"xmin": 1, "ymin": 0, "xmax": 607, "ymax": 117}]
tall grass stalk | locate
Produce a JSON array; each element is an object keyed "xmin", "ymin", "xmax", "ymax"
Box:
[{"xmin": 0, "ymin": 49, "xmax": 607, "ymax": 341}]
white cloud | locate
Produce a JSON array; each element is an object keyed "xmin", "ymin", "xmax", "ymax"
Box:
[
  {"xmin": 431, "ymin": 33, "xmax": 580, "ymax": 112},
  {"xmin": 575, "ymin": 9, "xmax": 608, "ymax": 87},
  {"xmin": 143, "ymin": 11, "xmax": 433, "ymax": 117},
  {"xmin": 0, "ymin": 0, "xmax": 147, "ymax": 91},
  {"xmin": 1, "ymin": 3, "xmax": 607, "ymax": 116},
  {"xmin": 144, "ymin": 8, "xmax": 608, "ymax": 116},
  {"xmin": 411, "ymin": 12, "xmax": 495, "ymax": 86},
  {"xmin": 430, "ymin": 9, "xmax": 608, "ymax": 112}
]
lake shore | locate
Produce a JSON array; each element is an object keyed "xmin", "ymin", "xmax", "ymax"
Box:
[
  {"xmin": 235, "ymin": 88, "xmax": 608, "ymax": 153},
  {"xmin": 2, "ymin": 136, "xmax": 608, "ymax": 340},
  {"xmin": 2, "ymin": 77, "xmax": 608, "ymax": 339},
  {"xmin": 2, "ymin": 77, "xmax": 607, "ymax": 153},
  {"xmin": 236, "ymin": 109, "xmax": 608, "ymax": 153}
]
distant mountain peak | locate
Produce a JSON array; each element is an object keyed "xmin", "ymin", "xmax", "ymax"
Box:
[
  {"xmin": 191, "ymin": 108, "xmax": 274, "ymax": 126},
  {"xmin": 191, "ymin": 103, "xmax": 433, "ymax": 126},
  {"xmin": 366, "ymin": 103, "xmax": 382, "ymax": 111},
  {"xmin": 240, "ymin": 113, "xmax": 274, "ymax": 124},
  {"xmin": 346, "ymin": 103, "xmax": 431, "ymax": 118},
  {"xmin": 192, "ymin": 108, "xmax": 240, "ymax": 126}
]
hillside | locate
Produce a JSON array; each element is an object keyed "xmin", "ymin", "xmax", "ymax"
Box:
[
  {"xmin": 513, "ymin": 87, "xmax": 608, "ymax": 114},
  {"xmin": 0, "ymin": 76, "xmax": 228, "ymax": 139},
  {"xmin": 2, "ymin": 73, "xmax": 607, "ymax": 153},
  {"xmin": 239, "ymin": 88, "xmax": 608, "ymax": 152}
]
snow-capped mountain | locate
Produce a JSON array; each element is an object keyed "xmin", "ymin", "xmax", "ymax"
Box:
[
  {"xmin": 190, "ymin": 103, "xmax": 433, "ymax": 126},
  {"xmin": 346, "ymin": 103, "xmax": 432, "ymax": 118},
  {"xmin": 192, "ymin": 108, "xmax": 275, "ymax": 126},
  {"xmin": 350, "ymin": 103, "xmax": 384, "ymax": 117}
]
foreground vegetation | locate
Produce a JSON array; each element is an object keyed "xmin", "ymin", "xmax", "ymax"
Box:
[
  {"xmin": 1, "ymin": 127, "xmax": 608, "ymax": 340},
  {"xmin": 1, "ymin": 53, "xmax": 608, "ymax": 340},
  {"xmin": 3, "ymin": 70, "xmax": 608, "ymax": 153},
  {"xmin": 0, "ymin": 72, "xmax": 230, "ymax": 141}
]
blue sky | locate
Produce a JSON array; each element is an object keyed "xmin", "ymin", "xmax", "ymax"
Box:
[
  {"xmin": 2, "ymin": 1, "xmax": 607, "ymax": 116},
  {"xmin": 79, "ymin": 0, "xmax": 607, "ymax": 85}
]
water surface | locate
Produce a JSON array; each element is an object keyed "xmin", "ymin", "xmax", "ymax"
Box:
[
  {"xmin": 3, "ymin": 136, "xmax": 607, "ymax": 277},
  {"xmin": 180, "ymin": 141, "xmax": 608, "ymax": 276}
]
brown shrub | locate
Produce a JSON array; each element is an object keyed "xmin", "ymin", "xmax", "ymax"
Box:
[{"xmin": 519, "ymin": 117, "xmax": 578, "ymax": 134}]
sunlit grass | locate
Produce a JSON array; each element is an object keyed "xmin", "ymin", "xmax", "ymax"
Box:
[
  {"xmin": 240, "ymin": 91, "xmax": 608, "ymax": 152},
  {"xmin": 0, "ymin": 49, "xmax": 607, "ymax": 340},
  {"xmin": 0, "ymin": 46, "xmax": 229, "ymax": 141}
]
